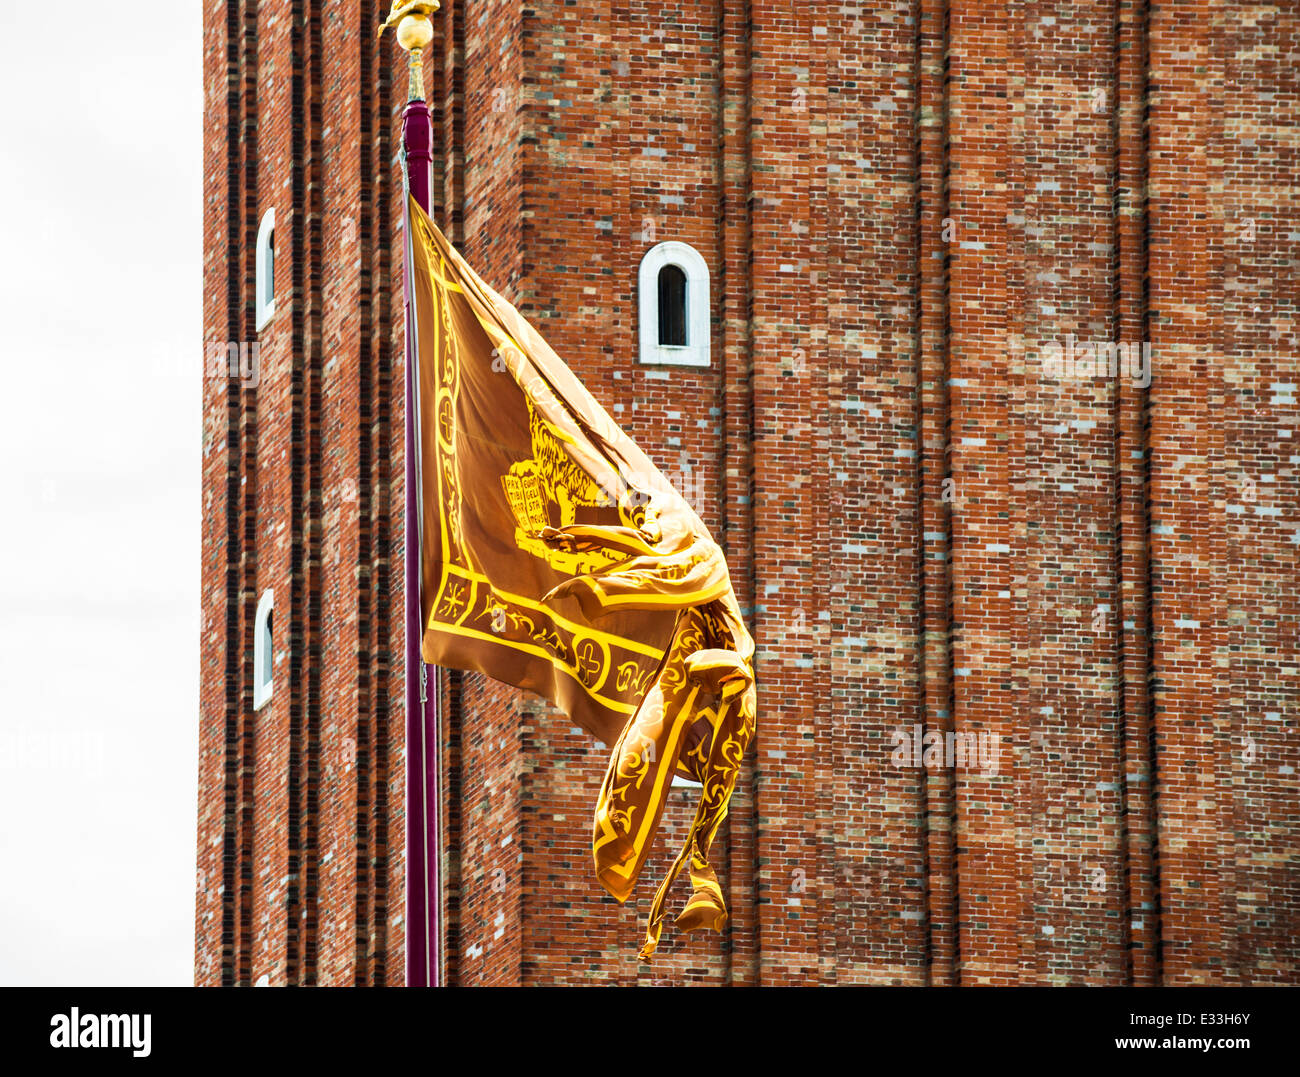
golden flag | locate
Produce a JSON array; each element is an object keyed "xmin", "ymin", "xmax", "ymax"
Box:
[{"xmin": 406, "ymin": 195, "xmax": 755, "ymax": 959}]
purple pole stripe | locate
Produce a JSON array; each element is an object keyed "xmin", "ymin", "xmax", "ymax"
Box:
[{"xmin": 403, "ymin": 96, "xmax": 437, "ymax": 987}]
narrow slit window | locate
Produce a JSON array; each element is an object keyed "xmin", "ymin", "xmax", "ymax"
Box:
[
  {"xmin": 264, "ymin": 230, "xmax": 275, "ymax": 310},
  {"xmin": 260, "ymin": 611, "xmax": 273, "ymax": 687},
  {"xmin": 255, "ymin": 208, "xmax": 276, "ymax": 330},
  {"xmin": 657, "ymin": 264, "xmax": 688, "ymax": 347},
  {"xmin": 254, "ymin": 589, "xmax": 274, "ymax": 710}
]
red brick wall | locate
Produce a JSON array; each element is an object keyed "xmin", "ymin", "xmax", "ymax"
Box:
[
  {"xmin": 198, "ymin": 0, "xmax": 407, "ymax": 986},
  {"xmin": 199, "ymin": 0, "xmax": 1299, "ymax": 986}
]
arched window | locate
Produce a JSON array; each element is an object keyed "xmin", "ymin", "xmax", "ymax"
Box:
[
  {"xmin": 638, "ymin": 242, "xmax": 710, "ymax": 367},
  {"xmin": 657, "ymin": 264, "xmax": 688, "ymax": 346},
  {"xmin": 255, "ymin": 208, "xmax": 276, "ymax": 330},
  {"xmin": 253, "ymin": 589, "xmax": 274, "ymax": 710}
]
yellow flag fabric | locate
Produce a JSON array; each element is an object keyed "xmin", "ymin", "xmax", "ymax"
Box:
[{"xmin": 406, "ymin": 195, "xmax": 756, "ymax": 959}]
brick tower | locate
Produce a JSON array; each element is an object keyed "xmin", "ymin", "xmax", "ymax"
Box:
[{"xmin": 198, "ymin": 0, "xmax": 1299, "ymax": 986}]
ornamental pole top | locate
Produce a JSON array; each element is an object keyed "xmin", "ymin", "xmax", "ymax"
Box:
[
  {"xmin": 379, "ymin": 1, "xmax": 441, "ymax": 38},
  {"xmin": 379, "ymin": 2, "xmax": 441, "ymax": 101}
]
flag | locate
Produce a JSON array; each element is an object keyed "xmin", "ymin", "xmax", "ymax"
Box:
[{"xmin": 405, "ymin": 195, "xmax": 756, "ymax": 960}]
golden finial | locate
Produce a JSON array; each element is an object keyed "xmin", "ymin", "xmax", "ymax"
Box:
[{"xmin": 379, "ymin": 2, "xmax": 440, "ymax": 102}]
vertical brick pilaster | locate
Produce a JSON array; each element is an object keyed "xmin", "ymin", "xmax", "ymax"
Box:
[
  {"xmin": 1146, "ymin": 0, "xmax": 1226, "ymax": 986},
  {"xmin": 1111, "ymin": 0, "xmax": 1160, "ymax": 987},
  {"xmin": 196, "ymin": 0, "xmax": 238, "ymax": 988},
  {"xmin": 945, "ymin": 0, "xmax": 1019, "ymax": 985},
  {"xmin": 232, "ymin": 0, "xmax": 261, "ymax": 988},
  {"xmin": 718, "ymin": 0, "xmax": 758, "ymax": 988},
  {"xmin": 914, "ymin": 0, "xmax": 959, "ymax": 986},
  {"xmin": 1215, "ymin": 1, "xmax": 1300, "ymax": 986}
]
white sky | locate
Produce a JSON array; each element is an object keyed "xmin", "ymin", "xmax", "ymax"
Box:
[{"xmin": 0, "ymin": 2, "xmax": 201, "ymax": 984}]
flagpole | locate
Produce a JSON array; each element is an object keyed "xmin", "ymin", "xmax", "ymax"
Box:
[{"xmin": 391, "ymin": 3, "xmax": 441, "ymax": 989}]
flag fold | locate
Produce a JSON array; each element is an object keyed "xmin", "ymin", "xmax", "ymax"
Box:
[{"xmin": 406, "ymin": 195, "xmax": 755, "ymax": 960}]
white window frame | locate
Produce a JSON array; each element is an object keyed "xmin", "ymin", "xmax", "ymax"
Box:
[
  {"xmin": 253, "ymin": 588, "xmax": 274, "ymax": 710},
  {"xmin": 255, "ymin": 208, "xmax": 276, "ymax": 331},
  {"xmin": 637, "ymin": 241, "xmax": 710, "ymax": 367}
]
